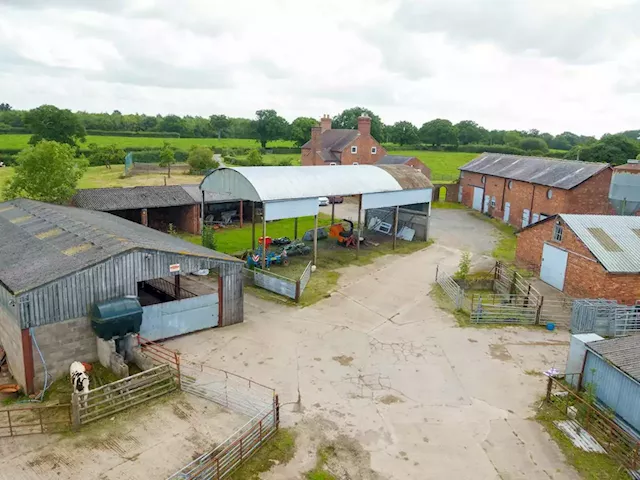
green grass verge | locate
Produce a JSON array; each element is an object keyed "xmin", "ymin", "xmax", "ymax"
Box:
[
  {"xmin": 535, "ymin": 403, "xmax": 630, "ymax": 479},
  {"xmin": 468, "ymin": 211, "xmax": 518, "ymax": 263},
  {"xmin": 228, "ymin": 428, "xmax": 297, "ymax": 480},
  {"xmin": 0, "ymin": 134, "xmax": 295, "ymax": 150},
  {"xmin": 305, "ymin": 445, "xmax": 338, "ymax": 480},
  {"xmin": 431, "ymin": 201, "xmax": 467, "ymax": 210},
  {"xmin": 389, "ymin": 150, "xmax": 475, "ymax": 178}
]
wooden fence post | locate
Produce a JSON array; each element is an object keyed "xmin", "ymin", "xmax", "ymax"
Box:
[
  {"xmin": 295, "ymin": 280, "xmax": 301, "ymax": 303},
  {"xmin": 546, "ymin": 376, "xmax": 553, "ymax": 403},
  {"xmin": 535, "ymin": 297, "xmax": 544, "ymax": 326},
  {"xmin": 435, "ymin": 264, "xmax": 439, "ymax": 282},
  {"xmin": 71, "ymin": 392, "xmax": 81, "ymax": 428}
]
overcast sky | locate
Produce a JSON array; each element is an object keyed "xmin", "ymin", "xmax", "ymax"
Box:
[{"xmin": 1, "ymin": 0, "xmax": 639, "ymax": 136}]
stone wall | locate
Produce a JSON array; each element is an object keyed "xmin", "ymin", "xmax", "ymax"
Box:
[
  {"xmin": 0, "ymin": 304, "xmax": 25, "ymax": 388},
  {"xmin": 31, "ymin": 316, "xmax": 98, "ymax": 389}
]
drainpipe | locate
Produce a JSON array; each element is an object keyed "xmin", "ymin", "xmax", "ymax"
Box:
[{"xmin": 21, "ymin": 328, "xmax": 35, "ymax": 395}]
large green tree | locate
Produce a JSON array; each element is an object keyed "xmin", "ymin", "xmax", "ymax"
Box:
[
  {"xmin": 187, "ymin": 146, "xmax": 218, "ymax": 173},
  {"xmin": 3, "ymin": 141, "xmax": 88, "ymax": 203},
  {"xmin": 87, "ymin": 143, "xmax": 125, "ymax": 169},
  {"xmin": 24, "ymin": 105, "xmax": 86, "ymax": 146},
  {"xmin": 290, "ymin": 117, "xmax": 318, "ymax": 146},
  {"xmin": 419, "ymin": 119, "xmax": 457, "ymax": 146},
  {"xmin": 209, "ymin": 115, "xmax": 230, "ymax": 139},
  {"xmin": 252, "ymin": 110, "xmax": 289, "ymax": 148},
  {"xmin": 519, "ymin": 137, "xmax": 549, "ymax": 153},
  {"xmin": 0, "ymin": 103, "xmax": 11, "ymax": 112},
  {"xmin": 388, "ymin": 121, "xmax": 419, "ymax": 146},
  {"xmin": 331, "ymin": 107, "xmax": 384, "ymax": 141},
  {"xmin": 565, "ymin": 134, "xmax": 640, "ymax": 165},
  {"xmin": 455, "ymin": 120, "xmax": 484, "ymax": 145}
]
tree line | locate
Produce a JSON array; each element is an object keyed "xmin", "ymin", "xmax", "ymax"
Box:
[{"xmin": 1, "ymin": 103, "xmax": 639, "ymax": 164}]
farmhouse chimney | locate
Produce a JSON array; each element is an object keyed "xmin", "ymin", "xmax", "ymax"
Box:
[
  {"xmin": 320, "ymin": 114, "xmax": 332, "ymax": 133},
  {"xmin": 357, "ymin": 114, "xmax": 371, "ymax": 136}
]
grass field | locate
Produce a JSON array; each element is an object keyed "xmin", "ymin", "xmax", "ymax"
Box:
[
  {"xmin": 390, "ymin": 150, "xmax": 476, "ymax": 178},
  {"xmin": 0, "ymin": 134, "xmax": 295, "ymax": 150}
]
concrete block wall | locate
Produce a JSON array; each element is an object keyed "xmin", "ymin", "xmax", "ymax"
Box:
[
  {"xmin": 0, "ymin": 304, "xmax": 25, "ymax": 388},
  {"xmin": 31, "ymin": 316, "xmax": 98, "ymax": 389}
]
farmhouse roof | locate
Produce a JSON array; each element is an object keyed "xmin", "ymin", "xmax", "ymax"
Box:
[
  {"xmin": 73, "ymin": 185, "xmax": 196, "ymax": 211},
  {"xmin": 459, "ymin": 153, "xmax": 610, "ymax": 189},
  {"xmin": 521, "ymin": 214, "xmax": 640, "ymax": 273},
  {"xmin": 301, "ymin": 129, "xmax": 359, "ymax": 163},
  {"xmin": 376, "ymin": 155, "xmax": 417, "ymax": 165},
  {"xmin": 588, "ymin": 335, "xmax": 640, "ymax": 382},
  {"xmin": 0, "ymin": 198, "xmax": 239, "ymax": 294}
]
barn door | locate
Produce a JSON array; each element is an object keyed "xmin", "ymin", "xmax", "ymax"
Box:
[
  {"xmin": 472, "ymin": 187, "xmax": 483, "ymax": 211},
  {"xmin": 540, "ymin": 244, "xmax": 568, "ymax": 291},
  {"xmin": 483, "ymin": 195, "xmax": 490, "ymax": 213},
  {"xmin": 522, "ymin": 209, "xmax": 530, "ymax": 228},
  {"xmin": 503, "ymin": 202, "xmax": 511, "ymax": 223}
]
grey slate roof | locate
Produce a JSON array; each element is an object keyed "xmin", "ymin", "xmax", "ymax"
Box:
[
  {"xmin": 301, "ymin": 129, "xmax": 360, "ymax": 163},
  {"xmin": 0, "ymin": 198, "xmax": 240, "ymax": 294},
  {"xmin": 560, "ymin": 214, "xmax": 640, "ymax": 273},
  {"xmin": 588, "ymin": 335, "xmax": 640, "ymax": 382},
  {"xmin": 73, "ymin": 185, "xmax": 196, "ymax": 211},
  {"xmin": 459, "ymin": 153, "xmax": 610, "ymax": 190},
  {"xmin": 376, "ymin": 155, "xmax": 417, "ymax": 165},
  {"xmin": 181, "ymin": 185, "xmax": 238, "ymax": 204}
]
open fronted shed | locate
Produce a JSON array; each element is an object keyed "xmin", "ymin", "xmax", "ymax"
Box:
[
  {"xmin": 200, "ymin": 165, "xmax": 433, "ymax": 266},
  {"xmin": 0, "ymin": 199, "xmax": 244, "ymax": 393}
]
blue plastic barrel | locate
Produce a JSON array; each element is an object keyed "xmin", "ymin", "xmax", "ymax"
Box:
[{"xmin": 546, "ymin": 322, "xmax": 556, "ymax": 331}]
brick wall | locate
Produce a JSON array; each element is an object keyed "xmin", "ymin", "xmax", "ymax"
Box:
[
  {"xmin": 301, "ymin": 148, "xmax": 316, "ymax": 166},
  {"xmin": 176, "ymin": 204, "xmax": 200, "ymax": 234},
  {"xmin": 460, "ymin": 169, "xmax": 612, "ymax": 228},
  {"xmin": 340, "ymin": 136, "xmax": 387, "ymax": 165},
  {"xmin": 0, "ymin": 304, "xmax": 25, "ymax": 388},
  {"xmin": 31, "ymin": 316, "xmax": 98, "ymax": 389},
  {"xmin": 566, "ymin": 169, "xmax": 613, "ymax": 214},
  {"xmin": 516, "ymin": 217, "xmax": 640, "ymax": 304},
  {"xmin": 405, "ymin": 158, "xmax": 431, "ymax": 178},
  {"xmin": 432, "ymin": 183, "xmax": 460, "ymax": 202}
]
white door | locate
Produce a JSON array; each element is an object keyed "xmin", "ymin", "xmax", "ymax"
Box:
[
  {"xmin": 540, "ymin": 244, "xmax": 568, "ymax": 291},
  {"xmin": 472, "ymin": 187, "xmax": 483, "ymax": 211},
  {"xmin": 503, "ymin": 202, "xmax": 510, "ymax": 223},
  {"xmin": 483, "ymin": 195, "xmax": 490, "ymax": 213},
  {"xmin": 522, "ymin": 209, "xmax": 530, "ymax": 228},
  {"xmin": 458, "ymin": 186, "xmax": 463, "ymax": 203}
]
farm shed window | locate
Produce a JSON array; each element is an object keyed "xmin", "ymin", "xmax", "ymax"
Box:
[
  {"xmin": 547, "ymin": 189, "xmax": 553, "ymax": 199},
  {"xmin": 553, "ymin": 224, "xmax": 563, "ymax": 242},
  {"xmin": 490, "ymin": 196, "xmax": 496, "ymax": 208},
  {"xmin": 371, "ymin": 147, "xmax": 377, "ymax": 154},
  {"xmin": 481, "ymin": 175, "xmax": 486, "ymax": 184},
  {"xmin": 351, "ymin": 146, "xmax": 357, "ymax": 154}
]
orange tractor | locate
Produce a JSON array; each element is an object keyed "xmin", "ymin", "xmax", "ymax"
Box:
[{"xmin": 329, "ymin": 219, "xmax": 357, "ymax": 248}]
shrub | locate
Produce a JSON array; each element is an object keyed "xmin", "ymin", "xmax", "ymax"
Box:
[
  {"xmin": 187, "ymin": 146, "xmax": 218, "ymax": 173},
  {"xmin": 132, "ymin": 150, "xmax": 161, "ymax": 163},
  {"xmin": 454, "ymin": 251, "xmax": 471, "ymax": 281},
  {"xmin": 246, "ymin": 149, "xmax": 263, "ymax": 166},
  {"xmin": 202, "ymin": 225, "xmax": 217, "ymax": 250},
  {"xmin": 277, "ymin": 156, "xmax": 293, "ymax": 166}
]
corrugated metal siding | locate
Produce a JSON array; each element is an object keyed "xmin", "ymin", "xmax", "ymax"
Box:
[
  {"xmin": 583, "ymin": 352, "xmax": 640, "ymax": 433},
  {"xmin": 561, "ymin": 214, "xmax": 640, "ymax": 273},
  {"xmin": 221, "ymin": 269, "xmax": 243, "ymax": 327},
  {"xmin": 17, "ymin": 250, "xmax": 241, "ymax": 329}
]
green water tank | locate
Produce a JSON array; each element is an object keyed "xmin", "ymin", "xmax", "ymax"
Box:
[{"xmin": 91, "ymin": 296, "xmax": 143, "ymax": 340}]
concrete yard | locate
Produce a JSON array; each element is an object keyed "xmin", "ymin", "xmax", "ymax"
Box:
[
  {"xmin": 164, "ymin": 240, "xmax": 579, "ymax": 479},
  {"xmin": 0, "ymin": 393, "xmax": 248, "ymax": 479}
]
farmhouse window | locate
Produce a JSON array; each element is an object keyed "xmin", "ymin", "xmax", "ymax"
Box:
[
  {"xmin": 553, "ymin": 224, "xmax": 563, "ymax": 242},
  {"xmin": 371, "ymin": 147, "xmax": 377, "ymax": 154},
  {"xmin": 351, "ymin": 146, "xmax": 357, "ymax": 154}
]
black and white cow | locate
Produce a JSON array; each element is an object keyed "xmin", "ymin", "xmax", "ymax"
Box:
[{"xmin": 70, "ymin": 361, "xmax": 90, "ymax": 397}]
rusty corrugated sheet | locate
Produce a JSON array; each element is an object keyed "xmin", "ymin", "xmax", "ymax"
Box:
[
  {"xmin": 376, "ymin": 165, "xmax": 433, "ymax": 189},
  {"xmin": 220, "ymin": 267, "xmax": 243, "ymax": 327}
]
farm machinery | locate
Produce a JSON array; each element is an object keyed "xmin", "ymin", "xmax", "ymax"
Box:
[
  {"xmin": 246, "ymin": 245, "xmax": 289, "ymax": 268},
  {"xmin": 329, "ymin": 219, "xmax": 359, "ymax": 248}
]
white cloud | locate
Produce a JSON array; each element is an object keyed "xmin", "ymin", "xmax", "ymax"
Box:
[{"xmin": 0, "ymin": 0, "xmax": 639, "ymax": 136}]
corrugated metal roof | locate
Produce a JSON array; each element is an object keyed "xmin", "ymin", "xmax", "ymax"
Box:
[
  {"xmin": 0, "ymin": 198, "xmax": 240, "ymax": 294},
  {"xmin": 377, "ymin": 165, "xmax": 433, "ymax": 189},
  {"xmin": 560, "ymin": 214, "xmax": 640, "ymax": 273},
  {"xmin": 73, "ymin": 186, "xmax": 196, "ymax": 211},
  {"xmin": 588, "ymin": 335, "xmax": 640, "ymax": 382},
  {"xmin": 459, "ymin": 153, "xmax": 610, "ymax": 189},
  {"xmin": 376, "ymin": 155, "xmax": 417, "ymax": 165},
  {"xmin": 181, "ymin": 185, "xmax": 238, "ymax": 204},
  {"xmin": 200, "ymin": 165, "xmax": 424, "ymax": 202}
]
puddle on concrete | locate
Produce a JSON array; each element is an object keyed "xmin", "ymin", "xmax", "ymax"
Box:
[
  {"xmin": 489, "ymin": 344, "xmax": 512, "ymax": 361},
  {"xmin": 332, "ymin": 355, "xmax": 354, "ymax": 366},
  {"xmin": 378, "ymin": 394, "xmax": 403, "ymax": 405}
]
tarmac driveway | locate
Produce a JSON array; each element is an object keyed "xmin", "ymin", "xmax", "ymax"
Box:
[{"xmin": 164, "ymin": 243, "xmax": 577, "ymax": 480}]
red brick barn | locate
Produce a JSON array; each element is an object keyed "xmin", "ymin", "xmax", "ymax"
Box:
[
  {"xmin": 515, "ymin": 214, "xmax": 640, "ymax": 304},
  {"xmin": 301, "ymin": 114, "xmax": 427, "ymax": 174},
  {"xmin": 458, "ymin": 153, "xmax": 612, "ymax": 228}
]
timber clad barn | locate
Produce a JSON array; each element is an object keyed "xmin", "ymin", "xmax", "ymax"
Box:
[
  {"xmin": 459, "ymin": 153, "xmax": 612, "ymax": 228},
  {"xmin": 0, "ymin": 199, "xmax": 244, "ymax": 394},
  {"xmin": 516, "ymin": 214, "xmax": 640, "ymax": 304}
]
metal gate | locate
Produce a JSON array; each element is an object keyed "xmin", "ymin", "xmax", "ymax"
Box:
[{"xmin": 141, "ymin": 293, "xmax": 219, "ymax": 341}]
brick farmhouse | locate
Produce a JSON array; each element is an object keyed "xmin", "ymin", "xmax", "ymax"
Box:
[
  {"xmin": 301, "ymin": 114, "xmax": 430, "ymax": 178},
  {"xmin": 515, "ymin": 214, "xmax": 640, "ymax": 304},
  {"xmin": 458, "ymin": 153, "xmax": 612, "ymax": 228}
]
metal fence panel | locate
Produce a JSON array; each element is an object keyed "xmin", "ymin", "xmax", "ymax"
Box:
[
  {"xmin": 243, "ymin": 268, "xmax": 297, "ymax": 300},
  {"xmin": 470, "ymin": 293, "xmax": 539, "ymax": 325},
  {"xmin": 299, "ymin": 261, "xmax": 313, "ymax": 297},
  {"xmin": 570, "ymin": 299, "xmax": 640, "ymax": 337},
  {"xmin": 0, "ymin": 404, "xmax": 71, "ymax": 437},
  {"xmin": 435, "ymin": 266, "xmax": 465, "ymax": 309}
]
